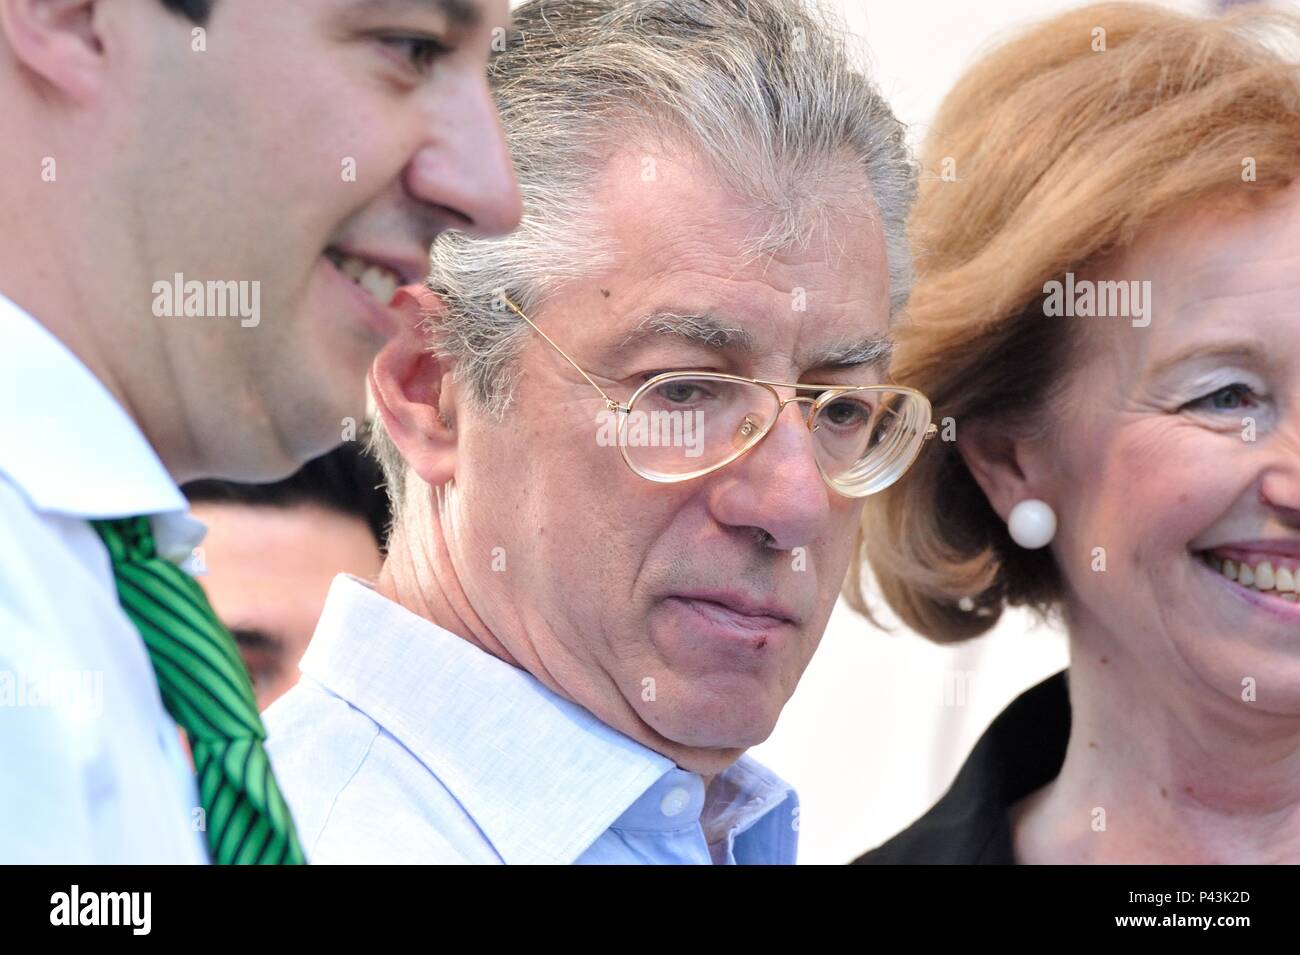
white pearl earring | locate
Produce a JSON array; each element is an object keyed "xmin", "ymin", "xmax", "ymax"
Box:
[{"xmin": 1007, "ymin": 499, "xmax": 1056, "ymax": 550}]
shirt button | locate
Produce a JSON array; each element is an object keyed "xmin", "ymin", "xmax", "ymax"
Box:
[{"xmin": 660, "ymin": 786, "xmax": 691, "ymax": 817}]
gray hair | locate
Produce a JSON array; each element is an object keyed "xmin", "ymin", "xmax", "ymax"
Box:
[{"xmin": 372, "ymin": 0, "xmax": 916, "ymax": 515}]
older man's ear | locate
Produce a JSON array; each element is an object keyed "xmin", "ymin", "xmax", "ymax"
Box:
[{"xmin": 369, "ymin": 285, "xmax": 459, "ymax": 490}]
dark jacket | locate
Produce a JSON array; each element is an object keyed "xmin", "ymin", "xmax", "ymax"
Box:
[{"xmin": 853, "ymin": 671, "xmax": 1071, "ymax": 864}]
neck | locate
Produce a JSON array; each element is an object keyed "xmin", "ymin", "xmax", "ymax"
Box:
[
  {"xmin": 376, "ymin": 484, "xmax": 742, "ymax": 787},
  {"xmin": 1014, "ymin": 611, "xmax": 1300, "ymax": 863},
  {"xmin": 376, "ymin": 485, "xmax": 524, "ymax": 671}
]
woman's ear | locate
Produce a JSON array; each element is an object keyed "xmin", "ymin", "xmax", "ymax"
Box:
[
  {"xmin": 369, "ymin": 285, "xmax": 458, "ymax": 491},
  {"xmin": 957, "ymin": 422, "xmax": 1049, "ymax": 523}
]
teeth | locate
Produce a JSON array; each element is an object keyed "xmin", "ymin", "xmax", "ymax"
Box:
[
  {"xmin": 1205, "ymin": 552, "xmax": 1300, "ymax": 602},
  {"xmin": 358, "ymin": 265, "xmax": 398, "ymax": 305},
  {"xmin": 330, "ymin": 252, "xmax": 401, "ymax": 304}
]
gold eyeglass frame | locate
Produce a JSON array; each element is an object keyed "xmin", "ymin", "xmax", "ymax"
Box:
[{"xmin": 501, "ymin": 296, "xmax": 938, "ymax": 497}]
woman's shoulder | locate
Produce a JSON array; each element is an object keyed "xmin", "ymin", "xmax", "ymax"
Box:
[{"xmin": 852, "ymin": 670, "xmax": 1071, "ymax": 865}]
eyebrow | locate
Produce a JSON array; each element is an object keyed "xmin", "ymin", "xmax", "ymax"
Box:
[
  {"xmin": 616, "ymin": 310, "xmax": 893, "ymax": 373},
  {"xmin": 1148, "ymin": 340, "xmax": 1271, "ymax": 378},
  {"xmin": 620, "ymin": 311, "xmax": 757, "ymax": 353},
  {"xmin": 353, "ymin": 0, "xmax": 482, "ymax": 29},
  {"xmin": 811, "ymin": 336, "xmax": 894, "ymax": 371}
]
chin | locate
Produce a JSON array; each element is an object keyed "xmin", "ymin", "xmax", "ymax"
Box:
[
  {"xmin": 281, "ymin": 369, "xmax": 369, "ymax": 452},
  {"xmin": 640, "ymin": 692, "xmax": 779, "ymax": 752},
  {"xmin": 1185, "ymin": 650, "xmax": 1300, "ymax": 718}
]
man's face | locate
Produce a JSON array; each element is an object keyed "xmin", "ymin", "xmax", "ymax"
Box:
[
  {"xmin": 108, "ymin": 0, "xmax": 520, "ymax": 477},
  {"xmin": 191, "ymin": 502, "xmax": 383, "ymax": 710},
  {"xmin": 443, "ymin": 148, "xmax": 892, "ymax": 770}
]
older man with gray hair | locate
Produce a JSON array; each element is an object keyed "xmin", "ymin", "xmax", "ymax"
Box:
[{"xmin": 265, "ymin": 0, "xmax": 927, "ymax": 864}]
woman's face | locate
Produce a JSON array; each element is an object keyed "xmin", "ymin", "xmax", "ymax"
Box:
[{"xmin": 1034, "ymin": 184, "xmax": 1300, "ymax": 714}]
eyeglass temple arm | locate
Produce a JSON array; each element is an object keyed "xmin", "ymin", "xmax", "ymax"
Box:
[{"xmin": 502, "ymin": 297, "xmax": 624, "ymax": 413}]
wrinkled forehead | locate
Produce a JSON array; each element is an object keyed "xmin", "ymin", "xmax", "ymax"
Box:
[{"xmin": 566, "ymin": 145, "xmax": 893, "ymax": 372}]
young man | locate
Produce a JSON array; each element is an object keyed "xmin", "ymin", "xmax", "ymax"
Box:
[{"xmin": 0, "ymin": 0, "xmax": 520, "ymax": 863}]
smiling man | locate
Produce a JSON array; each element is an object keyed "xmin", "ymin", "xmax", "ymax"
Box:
[
  {"xmin": 0, "ymin": 0, "xmax": 519, "ymax": 863},
  {"xmin": 264, "ymin": 0, "xmax": 925, "ymax": 864}
]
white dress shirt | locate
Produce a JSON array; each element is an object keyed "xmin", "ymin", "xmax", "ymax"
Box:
[
  {"xmin": 265, "ymin": 575, "xmax": 800, "ymax": 864},
  {"xmin": 0, "ymin": 292, "xmax": 208, "ymax": 863}
]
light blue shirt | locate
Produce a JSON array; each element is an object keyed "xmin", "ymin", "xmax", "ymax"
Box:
[
  {"xmin": 265, "ymin": 575, "xmax": 800, "ymax": 864},
  {"xmin": 0, "ymin": 292, "xmax": 208, "ymax": 863}
]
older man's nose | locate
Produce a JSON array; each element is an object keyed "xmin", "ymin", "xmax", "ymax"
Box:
[
  {"xmin": 707, "ymin": 402, "xmax": 833, "ymax": 551},
  {"xmin": 404, "ymin": 78, "xmax": 522, "ymax": 239}
]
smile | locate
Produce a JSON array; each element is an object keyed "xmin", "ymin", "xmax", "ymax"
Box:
[
  {"xmin": 1199, "ymin": 551, "xmax": 1298, "ymax": 604},
  {"xmin": 323, "ymin": 248, "xmax": 407, "ymax": 306}
]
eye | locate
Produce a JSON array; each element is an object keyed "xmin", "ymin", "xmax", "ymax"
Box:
[
  {"xmin": 821, "ymin": 397, "xmax": 871, "ymax": 428},
  {"xmin": 1184, "ymin": 383, "xmax": 1262, "ymax": 413},
  {"xmin": 658, "ymin": 381, "xmax": 710, "ymax": 404},
  {"xmin": 378, "ymin": 34, "xmax": 452, "ymax": 76}
]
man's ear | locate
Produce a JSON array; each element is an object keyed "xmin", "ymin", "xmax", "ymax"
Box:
[
  {"xmin": 0, "ymin": 0, "xmax": 107, "ymax": 103},
  {"xmin": 369, "ymin": 285, "xmax": 459, "ymax": 491},
  {"xmin": 957, "ymin": 422, "xmax": 1051, "ymax": 523}
]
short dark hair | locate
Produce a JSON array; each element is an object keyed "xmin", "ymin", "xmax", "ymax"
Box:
[
  {"xmin": 183, "ymin": 442, "xmax": 392, "ymax": 552},
  {"xmin": 159, "ymin": 0, "xmax": 214, "ymax": 24}
]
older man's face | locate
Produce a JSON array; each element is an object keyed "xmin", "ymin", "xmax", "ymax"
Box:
[{"xmin": 446, "ymin": 147, "xmax": 892, "ymax": 769}]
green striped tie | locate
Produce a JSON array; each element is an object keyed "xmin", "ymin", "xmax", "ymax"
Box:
[{"xmin": 92, "ymin": 516, "xmax": 305, "ymax": 865}]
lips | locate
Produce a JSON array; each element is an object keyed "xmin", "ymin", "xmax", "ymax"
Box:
[
  {"xmin": 665, "ymin": 590, "xmax": 799, "ymax": 636},
  {"xmin": 1200, "ymin": 545, "xmax": 1299, "ymax": 604},
  {"xmin": 323, "ymin": 247, "xmax": 424, "ymax": 304},
  {"xmin": 319, "ymin": 253, "xmax": 401, "ymax": 338},
  {"xmin": 1196, "ymin": 544, "xmax": 1300, "ymax": 623}
]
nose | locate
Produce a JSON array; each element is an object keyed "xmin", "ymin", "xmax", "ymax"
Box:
[
  {"xmin": 705, "ymin": 400, "xmax": 832, "ymax": 551},
  {"xmin": 403, "ymin": 74, "xmax": 522, "ymax": 239},
  {"xmin": 1260, "ymin": 434, "xmax": 1300, "ymax": 522}
]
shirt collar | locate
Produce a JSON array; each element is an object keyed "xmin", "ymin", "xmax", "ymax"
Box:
[
  {"xmin": 300, "ymin": 574, "xmax": 797, "ymax": 864},
  {"xmin": 0, "ymin": 291, "xmax": 188, "ymax": 522}
]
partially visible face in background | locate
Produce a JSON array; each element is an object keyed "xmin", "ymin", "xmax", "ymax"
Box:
[{"xmin": 191, "ymin": 502, "xmax": 384, "ymax": 708}]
